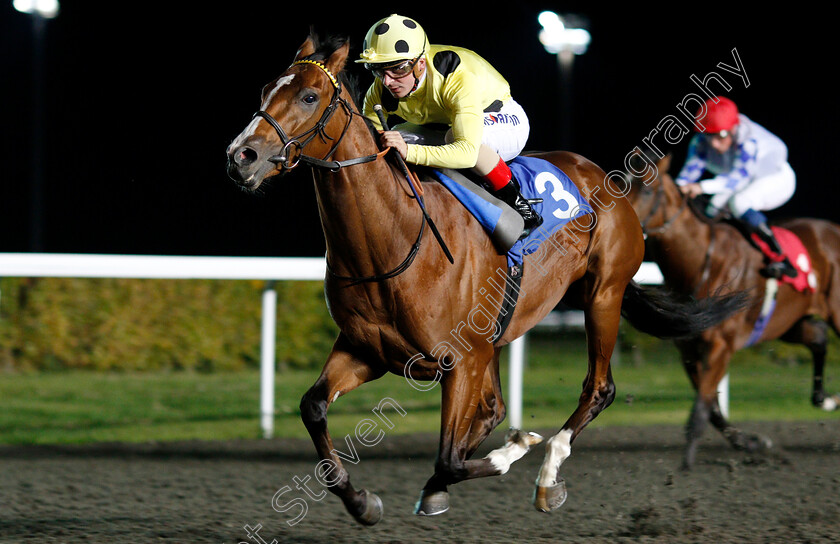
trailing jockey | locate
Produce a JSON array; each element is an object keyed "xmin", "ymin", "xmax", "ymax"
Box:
[{"xmin": 676, "ymin": 96, "xmax": 798, "ymax": 279}]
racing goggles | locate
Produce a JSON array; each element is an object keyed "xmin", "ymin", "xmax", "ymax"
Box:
[
  {"xmin": 365, "ymin": 57, "xmax": 420, "ymax": 79},
  {"xmin": 704, "ymin": 129, "xmax": 732, "ymax": 140}
]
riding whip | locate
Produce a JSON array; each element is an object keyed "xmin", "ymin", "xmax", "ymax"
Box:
[{"xmin": 374, "ymin": 105, "xmax": 454, "ymax": 264}]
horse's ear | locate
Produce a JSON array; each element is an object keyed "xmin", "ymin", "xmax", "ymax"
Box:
[
  {"xmin": 294, "ymin": 35, "xmax": 317, "ymax": 61},
  {"xmin": 659, "ymin": 153, "xmax": 672, "ymax": 173},
  {"xmin": 325, "ymin": 39, "xmax": 350, "ymax": 76}
]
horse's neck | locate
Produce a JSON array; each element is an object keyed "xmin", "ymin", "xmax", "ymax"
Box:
[
  {"xmin": 649, "ymin": 198, "xmax": 715, "ymax": 293},
  {"xmin": 313, "ymin": 123, "xmax": 419, "ymax": 278}
]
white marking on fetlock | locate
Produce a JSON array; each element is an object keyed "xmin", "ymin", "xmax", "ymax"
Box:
[
  {"xmin": 821, "ymin": 395, "xmax": 839, "ymax": 411},
  {"xmin": 486, "ymin": 442, "xmax": 528, "ymax": 474},
  {"xmin": 537, "ymin": 429, "xmax": 573, "ymax": 487},
  {"xmin": 518, "ymin": 431, "xmax": 544, "ymax": 448},
  {"xmin": 485, "ymin": 430, "xmax": 543, "ymax": 474}
]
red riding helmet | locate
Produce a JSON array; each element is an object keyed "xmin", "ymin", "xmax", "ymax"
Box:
[{"xmin": 696, "ymin": 96, "xmax": 739, "ymax": 134}]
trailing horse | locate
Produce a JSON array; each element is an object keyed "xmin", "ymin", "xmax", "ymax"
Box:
[
  {"xmin": 627, "ymin": 153, "xmax": 840, "ymax": 468},
  {"xmin": 226, "ymin": 32, "xmax": 749, "ymax": 524}
]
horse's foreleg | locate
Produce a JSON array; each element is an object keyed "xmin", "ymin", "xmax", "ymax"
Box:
[
  {"xmin": 416, "ymin": 349, "xmax": 540, "ymax": 516},
  {"xmin": 534, "ymin": 287, "xmax": 620, "ymax": 513},
  {"xmin": 678, "ymin": 338, "xmax": 716, "ymax": 469},
  {"xmin": 415, "ymin": 360, "xmax": 487, "ymax": 516},
  {"xmin": 682, "ymin": 338, "xmax": 771, "ymax": 468},
  {"xmin": 299, "ymin": 334, "xmax": 385, "ymax": 525},
  {"xmin": 465, "ymin": 350, "xmax": 544, "ymax": 469},
  {"xmin": 683, "ymin": 338, "xmax": 733, "ymax": 468}
]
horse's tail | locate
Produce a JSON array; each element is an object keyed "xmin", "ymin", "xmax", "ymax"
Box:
[{"xmin": 620, "ymin": 281, "xmax": 752, "ymax": 339}]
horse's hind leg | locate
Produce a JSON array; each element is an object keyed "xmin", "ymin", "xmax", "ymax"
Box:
[
  {"xmin": 299, "ymin": 333, "xmax": 386, "ymax": 525},
  {"xmin": 534, "ymin": 284, "xmax": 620, "ymax": 512},
  {"xmin": 782, "ymin": 316, "xmax": 839, "ymax": 410}
]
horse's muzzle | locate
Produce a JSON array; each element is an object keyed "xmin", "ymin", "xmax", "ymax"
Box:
[{"xmin": 226, "ymin": 143, "xmax": 273, "ymax": 189}]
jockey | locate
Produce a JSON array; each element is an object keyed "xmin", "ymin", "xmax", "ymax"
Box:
[
  {"xmin": 356, "ymin": 14, "xmax": 542, "ymax": 236},
  {"xmin": 675, "ymin": 96, "xmax": 797, "ymax": 279}
]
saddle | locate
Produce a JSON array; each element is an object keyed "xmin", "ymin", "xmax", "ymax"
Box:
[
  {"xmin": 416, "ymin": 155, "xmax": 594, "ymax": 343},
  {"xmin": 744, "ymin": 230, "xmax": 817, "ymax": 347},
  {"xmin": 431, "ymin": 156, "xmax": 594, "ymax": 268},
  {"xmin": 693, "ymin": 197, "xmax": 816, "ymax": 293},
  {"xmin": 748, "ymin": 226, "xmax": 817, "ymax": 293}
]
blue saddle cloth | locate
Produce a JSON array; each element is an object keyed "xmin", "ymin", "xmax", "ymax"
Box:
[{"xmin": 432, "ymin": 156, "xmax": 594, "ymax": 267}]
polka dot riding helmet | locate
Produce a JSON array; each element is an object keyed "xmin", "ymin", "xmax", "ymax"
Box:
[{"xmin": 356, "ymin": 14, "xmax": 428, "ymax": 65}]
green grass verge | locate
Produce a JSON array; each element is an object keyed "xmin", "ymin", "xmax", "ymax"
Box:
[{"xmin": 0, "ymin": 334, "xmax": 836, "ymax": 445}]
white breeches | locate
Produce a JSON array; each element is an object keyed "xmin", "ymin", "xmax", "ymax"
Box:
[
  {"xmin": 710, "ymin": 162, "xmax": 796, "ymax": 217},
  {"xmin": 480, "ymin": 99, "xmax": 530, "ymax": 162}
]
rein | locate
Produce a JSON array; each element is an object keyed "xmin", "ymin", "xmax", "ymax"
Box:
[
  {"xmin": 256, "ymin": 59, "xmax": 429, "ymax": 285},
  {"xmin": 638, "ymin": 174, "xmax": 715, "ymax": 297},
  {"xmin": 638, "ymin": 174, "xmax": 689, "ymax": 237}
]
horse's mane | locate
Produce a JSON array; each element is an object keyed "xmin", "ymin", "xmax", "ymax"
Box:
[
  {"xmin": 297, "ymin": 30, "xmax": 382, "ymax": 144},
  {"xmin": 300, "ymin": 31, "xmax": 365, "ymax": 107}
]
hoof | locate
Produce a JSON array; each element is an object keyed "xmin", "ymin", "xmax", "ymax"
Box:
[
  {"xmin": 353, "ymin": 489, "xmax": 383, "ymax": 526},
  {"xmin": 533, "ymin": 478, "xmax": 567, "ymax": 513},
  {"xmin": 820, "ymin": 394, "xmax": 840, "ymax": 411},
  {"xmin": 735, "ymin": 433, "xmax": 773, "ymax": 453},
  {"xmin": 414, "ymin": 489, "xmax": 449, "ymax": 516}
]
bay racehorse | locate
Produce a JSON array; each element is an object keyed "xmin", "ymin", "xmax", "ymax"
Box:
[
  {"xmin": 225, "ymin": 32, "xmax": 749, "ymax": 524},
  {"xmin": 627, "ymin": 153, "xmax": 840, "ymax": 468}
]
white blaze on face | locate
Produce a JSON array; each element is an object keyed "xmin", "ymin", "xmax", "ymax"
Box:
[
  {"xmin": 229, "ymin": 74, "xmax": 296, "ymax": 150},
  {"xmin": 261, "ymin": 74, "xmax": 296, "ymax": 110},
  {"xmin": 537, "ymin": 429, "xmax": 573, "ymax": 487}
]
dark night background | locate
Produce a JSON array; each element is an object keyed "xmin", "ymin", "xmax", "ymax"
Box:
[{"xmin": 1, "ymin": 2, "xmax": 836, "ymax": 258}]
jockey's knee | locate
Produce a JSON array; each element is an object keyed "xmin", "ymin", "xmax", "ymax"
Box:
[
  {"xmin": 728, "ymin": 193, "xmax": 756, "ymax": 219},
  {"xmin": 472, "ymin": 144, "xmax": 502, "ymax": 176}
]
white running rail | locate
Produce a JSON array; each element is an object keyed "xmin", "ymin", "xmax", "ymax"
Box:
[{"xmin": 1, "ymin": 255, "xmax": 706, "ymax": 438}]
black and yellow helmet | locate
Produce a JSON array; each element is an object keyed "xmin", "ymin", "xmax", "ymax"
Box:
[{"xmin": 356, "ymin": 14, "xmax": 428, "ymax": 65}]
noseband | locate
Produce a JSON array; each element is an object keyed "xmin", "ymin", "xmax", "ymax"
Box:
[
  {"xmin": 637, "ymin": 172, "xmax": 688, "ymax": 237},
  {"xmin": 637, "ymin": 173, "xmax": 716, "ymax": 296},
  {"xmin": 254, "ymin": 59, "xmax": 379, "ymax": 172}
]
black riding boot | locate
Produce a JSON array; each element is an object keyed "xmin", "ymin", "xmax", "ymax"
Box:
[
  {"xmin": 493, "ymin": 179, "xmax": 544, "ymax": 237},
  {"xmin": 753, "ymin": 222, "xmax": 797, "ymax": 279}
]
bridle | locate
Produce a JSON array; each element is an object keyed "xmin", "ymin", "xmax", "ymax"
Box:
[
  {"xmin": 636, "ymin": 171, "xmax": 716, "ymax": 296},
  {"xmin": 637, "ymin": 171, "xmax": 689, "ymax": 237},
  {"xmin": 253, "ymin": 59, "xmax": 381, "ymax": 172},
  {"xmin": 254, "ymin": 58, "xmax": 426, "ymax": 285}
]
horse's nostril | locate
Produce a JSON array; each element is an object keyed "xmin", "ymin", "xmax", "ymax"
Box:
[{"xmin": 234, "ymin": 146, "xmax": 258, "ymax": 167}]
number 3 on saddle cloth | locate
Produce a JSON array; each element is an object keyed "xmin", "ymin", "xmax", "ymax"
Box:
[
  {"xmin": 431, "ymin": 156, "xmax": 594, "ymax": 341},
  {"xmin": 746, "ymin": 227, "xmax": 818, "ymax": 346},
  {"xmin": 432, "ymin": 155, "xmax": 594, "ymax": 267}
]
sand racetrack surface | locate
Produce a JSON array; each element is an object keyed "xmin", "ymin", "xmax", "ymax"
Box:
[{"xmin": 1, "ymin": 420, "xmax": 839, "ymax": 544}]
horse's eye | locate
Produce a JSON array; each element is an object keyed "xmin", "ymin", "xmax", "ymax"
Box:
[{"xmin": 302, "ymin": 93, "xmax": 318, "ymax": 105}]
